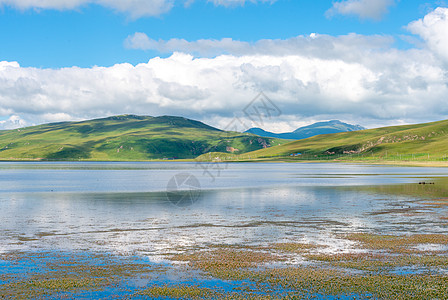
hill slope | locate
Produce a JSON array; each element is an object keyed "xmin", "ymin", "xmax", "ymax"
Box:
[
  {"xmin": 0, "ymin": 115, "xmax": 286, "ymax": 161},
  {"xmin": 238, "ymin": 119, "xmax": 448, "ymax": 161},
  {"xmin": 245, "ymin": 120, "xmax": 365, "ymax": 140}
]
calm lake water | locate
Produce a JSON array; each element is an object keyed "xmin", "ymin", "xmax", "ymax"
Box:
[{"xmin": 1, "ymin": 162, "xmax": 448, "ymax": 257}]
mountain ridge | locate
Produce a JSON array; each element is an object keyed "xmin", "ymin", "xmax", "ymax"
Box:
[
  {"xmin": 245, "ymin": 120, "xmax": 365, "ymax": 140},
  {"xmin": 0, "ymin": 114, "xmax": 286, "ymax": 161}
]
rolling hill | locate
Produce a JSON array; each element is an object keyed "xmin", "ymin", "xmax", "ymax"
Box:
[
  {"xmin": 200, "ymin": 119, "xmax": 448, "ymax": 162},
  {"xmin": 0, "ymin": 115, "xmax": 287, "ymax": 161},
  {"xmin": 245, "ymin": 120, "xmax": 365, "ymax": 140}
]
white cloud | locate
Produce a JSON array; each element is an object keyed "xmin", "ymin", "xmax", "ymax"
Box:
[
  {"xmin": 326, "ymin": 0, "xmax": 395, "ymax": 21},
  {"xmin": 407, "ymin": 7, "xmax": 448, "ymax": 64},
  {"xmin": 0, "ymin": 0, "xmax": 174, "ymax": 18},
  {"xmin": 0, "ymin": 47, "xmax": 447, "ymax": 131},
  {"xmin": 2, "ymin": 8, "xmax": 448, "ymax": 132},
  {"xmin": 158, "ymin": 81, "xmax": 210, "ymax": 100},
  {"xmin": 98, "ymin": 0, "xmax": 174, "ymax": 18},
  {"xmin": 207, "ymin": 0, "xmax": 277, "ymax": 7},
  {"xmin": 0, "ymin": 0, "xmax": 87, "ymax": 10},
  {"xmin": 0, "ymin": 115, "xmax": 27, "ymax": 130},
  {"xmin": 0, "ymin": 0, "xmax": 275, "ymax": 17},
  {"xmin": 125, "ymin": 32, "xmax": 394, "ymax": 58},
  {"xmin": 125, "ymin": 34, "xmax": 253, "ymax": 56},
  {"xmin": 125, "ymin": 32, "xmax": 154, "ymax": 50}
]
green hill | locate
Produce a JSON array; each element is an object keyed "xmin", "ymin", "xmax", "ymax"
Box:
[
  {"xmin": 0, "ymin": 115, "xmax": 286, "ymax": 161},
  {"xmin": 226, "ymin": 119, "xmax": 448, "ymax": 162}
]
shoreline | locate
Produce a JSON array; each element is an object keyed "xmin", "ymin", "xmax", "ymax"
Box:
[{"xmin": 2, "ymin": 157, "xmax": 448, "ymax": 168}]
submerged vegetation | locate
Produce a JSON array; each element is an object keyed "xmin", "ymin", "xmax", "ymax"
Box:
[
  {"xmin": 0, "ymin": 252, "xmax": 165, "ymax": 299},
  {"xmin": 162, "ymin": 233, "xmax": 448, "ymax": 299}
]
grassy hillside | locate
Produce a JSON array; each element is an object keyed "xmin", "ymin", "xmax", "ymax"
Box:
[
  {"xmin": 0, "ymin": 115, "xmax": 286, "ymax": 161},
  {"xmin": 224, "ymin": 119, "xmax": 448, "ymax": 162}
]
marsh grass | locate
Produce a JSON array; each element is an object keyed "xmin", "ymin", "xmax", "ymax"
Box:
[
  {"xmin": 2, "ymin": 234, "xmax": 448, "ymax": 299},
  {"xmin": 137, "ymin": 285, "xmax": 284, "ymax": 300},
  {"xmin": 162, "ymin": 234, "xmax": 448, "ymax": 299},
  {"xmin": 423, "ymin": 197, "xmax": 448, "ymax": 207},
  {"xmin": 343, "ymin": 233, "xmax": 448, "ymax": 254},
  {"xmin": 170, "ymin": 248, "xmax": 285, "ymax": 279},
  {"xmin": 272, "ymin": 242, "xmax": 323, "ymax": 253},
  {"xmin": 0, "ymin": 252, "xmax": 164, "ymax": 299},
  {"xmin": 136, "ymin": 284, "xmax": 218, "ymax": 299}
]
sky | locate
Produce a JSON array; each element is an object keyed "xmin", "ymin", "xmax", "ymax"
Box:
[{"xmin": 0, "ymin": 0, "xmax": 448, "ymax": 132}]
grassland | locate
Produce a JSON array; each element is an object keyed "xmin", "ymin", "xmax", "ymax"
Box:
[
  {"xmin": 0, "ymin": 115, "xmax": 286, "ymax": 161},
  {"xmin": 197, "ymin": 118, "xmax": 448, "ymax": 165},
  {"xmin": 2, "ymin": 115, "xmax": 447, "ymax": 164}
]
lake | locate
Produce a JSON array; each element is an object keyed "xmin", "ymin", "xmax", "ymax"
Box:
[
  {"xmin": 1, "ymin": 162, "xmax": 448, "ymax": 298},
  {"xmin": 1, "ymin": 162, "xmax": 447, "ymax": 255}
]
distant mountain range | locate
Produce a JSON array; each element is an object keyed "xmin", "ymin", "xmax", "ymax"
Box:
[{"xmin": 245, "ymin": 120, "xmax": 365, "ymax": 140}]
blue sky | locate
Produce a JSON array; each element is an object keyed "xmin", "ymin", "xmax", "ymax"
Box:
[
  {"xmin": 0, "ymin": 0, "xmax": 442, "ymax": 67},
  {"xmin": 1, "ymin": 0, "xmax": 448, "ymax": 131}
]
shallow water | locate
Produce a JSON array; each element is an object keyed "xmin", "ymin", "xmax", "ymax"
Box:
[{"xmin": 1, "ymin": 162, "xmax": 447, "ymax": 257}]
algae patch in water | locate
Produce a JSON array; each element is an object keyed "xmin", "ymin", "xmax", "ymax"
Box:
[
  {"xmin": 0, "ymin": 251, "xmax": 166, "ymax": 299},
  {"xmin": 2, "ymin": 233, "xmax": 448, "ymax": 299},
  {"xmin": 163, "ymin": 234, "xmax": 448, "ymax": 299}
]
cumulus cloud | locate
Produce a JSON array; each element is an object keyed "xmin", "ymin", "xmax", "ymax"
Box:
[
  {"xmin": 1, "ymin": 46, "xmax": 447, "ymax": 131},
  {"xmin": 0, "ymin": 115, "xmax": 27, "ymax": 130},
  {"xmin": 326, "ymin": 0, "xmax": 395, "ymax": 21},
  {"xmin": 158, "ymin": 81, "xmax": 210, "ymax": 101},
  {"xmin": 2, "ymin": 7, "xmax": 448, "ymax": 132},
  {"xmin": 407, "ymin": 7, "xmax": 448, "ymax": 64}
]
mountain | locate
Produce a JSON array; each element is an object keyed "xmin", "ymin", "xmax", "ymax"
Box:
[
  {"xmin": 0, "ymin": 115, "xmax": 287, "ymax": 161},
  {"xmin": 239, "ymin": 118, "xmax": 448, "ymax": 161},
  {"xmin": 245, "ymin": 120, "xmax": 365, "ymax": 140}
]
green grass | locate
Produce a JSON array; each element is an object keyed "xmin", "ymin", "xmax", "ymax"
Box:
[
  {"xmin": 212, "ymin": 118, "xmax": 448, "ymax": 162},
  {"xmin": 3, "ymin": 115, "xmax": 448, "ymax": 163},
  {"xmin": 0, "ymin": 115, "xmax": 287, "ymax": 161}
]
